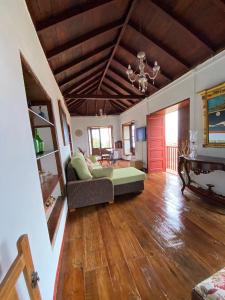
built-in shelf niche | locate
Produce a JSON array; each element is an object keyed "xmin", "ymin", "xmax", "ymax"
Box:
[{"xmin": 21, "ymin": 55, "xmax": 66, "ymax": 245}]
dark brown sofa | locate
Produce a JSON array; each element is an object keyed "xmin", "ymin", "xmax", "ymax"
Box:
[{"xmin": 66, "ymin": 162, "xmax": 145, "ymax": 209}]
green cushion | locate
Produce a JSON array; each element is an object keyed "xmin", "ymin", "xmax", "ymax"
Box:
[
  {"xmin": 71, "ymin": 155, "xmax": 92, "ymax": 180},
  {"xmin": 92, "ymin": 163, "xmax": 102, "ymax": 170},
  {"xmin": 92, "ymin": 167, "xmax": 113, "ymax": 179},
  {"xmin": 89, "ymin": 155, "xmax": 98, "ymax": 163},
  {"xmin": 111, "ymin": 167, "xmax": 146, "ymax": 186}
]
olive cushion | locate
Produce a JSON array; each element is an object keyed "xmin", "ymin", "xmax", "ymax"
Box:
[
  {"xmin": 71, "ymin": 153, "xmax": 92, "ymax": 180},
  {"xmin": 112, "ymin": 167, "xmax": 146, "ymax": 186}
]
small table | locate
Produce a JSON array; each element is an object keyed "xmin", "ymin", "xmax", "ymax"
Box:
[{"xmin": 178, "ymin": 155, "xmax": 225, "ymax": 205}]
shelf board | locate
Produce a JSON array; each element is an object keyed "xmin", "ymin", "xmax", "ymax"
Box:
[
  {"xmin": 41, "ymin": 174, "xmax": 60, "ymax": 202},
  {"xmin": 47, "ymin": 195, "xmax": 66, "ymax": 243},
  {"xmin": 36, "ymin": 150, "xmax": 59, "ymax": 160},
  {"xmin": 29, "ymin": 108, "xmax": 54, "ymax": 128}
]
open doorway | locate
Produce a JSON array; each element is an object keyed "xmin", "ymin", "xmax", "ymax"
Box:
[
  {"xmin": 165, "ymin": 109, "xmax": 178, "ymax": 174},
  {"xmin": 147, "ymin": 99, "xmax": 190, "ymax": 174}
]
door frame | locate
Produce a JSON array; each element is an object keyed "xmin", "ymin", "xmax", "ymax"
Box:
[{"xmin": 146, "ymin": 98, "xmax": 190, "ymax": 172}]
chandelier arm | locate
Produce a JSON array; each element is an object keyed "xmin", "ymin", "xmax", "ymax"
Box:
[
  {"xmin": 128, "ymin": 72, "xmax": 138, "ymax": 83},
  {"xmin": 145, "ymin": 71, "xmax": 158, "ymax": 81}
]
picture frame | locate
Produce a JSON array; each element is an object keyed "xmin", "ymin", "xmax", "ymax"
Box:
[
  {"xmin": 58, "ymin": 100, "xmax": 70, "ymax": 146},
  {"xmin": 199, "ymin": 82, "xmax": 225, "ymax": 147}
]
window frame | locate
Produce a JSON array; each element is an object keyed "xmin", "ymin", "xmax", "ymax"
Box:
[
  {"xmin": 87, "ymin": 126, "xmax": 113, "ymax": 154},
  {"xmin": 122, "ymin": 122, "xmax": 135, "ymax": 155}
]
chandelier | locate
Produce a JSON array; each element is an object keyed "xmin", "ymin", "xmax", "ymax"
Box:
[
  {"xmin": 96, "ymin": 108, "xmax": 106, "ymax": 118},
  {"xmin": 126, "ymin": 51, "xmax": 160, "ymax": 93}
]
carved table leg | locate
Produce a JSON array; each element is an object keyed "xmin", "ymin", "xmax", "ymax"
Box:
[{"xmin": 178, "ymin": 156, "xmax": 186, "ymax": 194}]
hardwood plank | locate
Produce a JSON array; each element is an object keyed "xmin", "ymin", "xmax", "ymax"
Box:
[
  {"xmin": 85, "ymin": 267, "xmax": 115, "ymax": 300},
  {"xmin": 56, "ymin": 267, "xmax": 85, "ymax": 300},
  {"xmin": 57, "ymin": 171, "xmax": 225, "ymax": 299},
  {"xmin": 83, "ymin": 206, "xmax": 108, "ymax": 271},
  {"xmin": 127, "ymin": 257, "xmax": 168, "ymax": 300}
]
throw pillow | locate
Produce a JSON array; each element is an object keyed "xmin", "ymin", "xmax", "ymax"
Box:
[
  {"xmin": 85, "ymin": 157, "xmax": 94, "ymax": 172},
  {"xmin": 71, "ymin": 156, "xmax": 92, "ymax": 180},
  {"xmin": 91, "ymin": 167, "xmax": 113, "ymax": 179}
]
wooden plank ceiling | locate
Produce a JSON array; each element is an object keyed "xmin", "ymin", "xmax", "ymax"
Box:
[{"xmin": 26, "ymin": 0, "xmax": 225, "ymax": 116}]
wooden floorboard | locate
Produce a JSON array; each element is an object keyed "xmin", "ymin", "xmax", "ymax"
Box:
[{"xmin": 57, "ymin": 172, "xmax": 225, "ymax": 300}]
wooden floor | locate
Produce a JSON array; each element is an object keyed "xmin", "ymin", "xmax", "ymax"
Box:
[{"xmin": 57, "ymin": 172, "xmax": 225, "ymax": 300}]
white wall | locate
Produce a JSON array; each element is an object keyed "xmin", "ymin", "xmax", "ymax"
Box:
[
  {"xmin": 0, "ymin": 0, "xmax": 71, "ymax": 299},
  {"xmin": 120, "ymin": 50, "xmax": 225, "ymax": 195},
  {"xmin": 71, "ymin": 116, "xmax": 121, "ymax": 155}
]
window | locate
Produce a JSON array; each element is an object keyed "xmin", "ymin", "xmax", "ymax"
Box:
[
  {"xmin": 122, "ymin": 122, "xmax": 135, "ymax": 155},
  {"xmin": 88, "ymin": 126, "xmax": 113, "ymax": 155}
]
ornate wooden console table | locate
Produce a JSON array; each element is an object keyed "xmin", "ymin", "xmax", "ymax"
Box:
[{"xmin": 178, "ymin": 155, "xmax": 225, "ymax": 204}]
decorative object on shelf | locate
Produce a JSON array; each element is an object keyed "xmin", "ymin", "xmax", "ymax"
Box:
[
  {"xmin": 34, "ymin": 129, "xmax": 44, "ymax": 154},
  {"xmin": 38, "ymin": 106, "xmax": 46, "ymax": 119},
  {"xmin": 96, "ymin": 108, "xmax": 106, "ymax": 118},
  {"xmin": 75, "ymin": 129, "xmax": 83, "ymax": 137},
  {"xmin": 45, "ymin": 195, "xmax": 56, "ymax": 207},
  {"xmin": 33, "ymin": 130, "xmax": 40, "ymax": 154},
  {"xmin": 199, "ymin": 81, "xmax": 225, "ymax": 148},
  {"xmin": 189, "ymin": 130, "xmax": 198, "ymax": 158},
  {"xmin": 126, "ymin": 51, "xmax": 160, "ymax": 93}
]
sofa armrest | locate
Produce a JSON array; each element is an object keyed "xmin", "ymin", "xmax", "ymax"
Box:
[{"xmin": 66, "ymin": 178, "xmax": 114, "ymax": 208}]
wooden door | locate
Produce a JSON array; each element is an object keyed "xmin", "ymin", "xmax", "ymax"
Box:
[
  {"xmin": 178, "ymin": 99, "xmax": 190, "ymax": 155},
  {"xmin": 147, "ymin": 112, "xmax": 166, "ymax": 172}
]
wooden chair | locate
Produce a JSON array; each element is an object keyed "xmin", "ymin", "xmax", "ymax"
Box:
[{"xmin": 0, "ymin": 235, "xmax": 41, "ymax": 300}]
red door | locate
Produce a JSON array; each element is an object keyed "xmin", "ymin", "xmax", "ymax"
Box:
[{"xmin": 147, "ymin": 112, "xmax": 166, "ymax": 173}]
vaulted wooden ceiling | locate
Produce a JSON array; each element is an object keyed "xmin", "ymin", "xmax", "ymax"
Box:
[{"xmin": 26, "ymin": 0, "xmax": 225, "ymax": 116}]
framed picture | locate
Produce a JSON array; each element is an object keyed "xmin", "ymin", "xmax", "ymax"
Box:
[
  {"xmin": 200, "ymin": 82, "xmax": 225, "ymax": 147},
  {"xmin": 58, "ymin": 100, "xmax": 70, "ymax": 146}
]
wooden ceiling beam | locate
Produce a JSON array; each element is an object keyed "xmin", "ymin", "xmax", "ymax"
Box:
[
  {"xmin": 36, "ymin": 0, "xmax": 114, "ymax": 32},
  {"xmin": 47, "ymin": 19, "xmax": 124, "ymax": 59},
  {"xmin": 54, "ymin": 42, "xmax": 115, "ymax": 75},
  {"xmin": 59, "ymin": 58, "xmax": 108, "ymax": 87},
  {"xmin": 212, "ymin": 0, "xmax": 225, "ymax": 10},
  {"xmin": 148, "ymin": 0, "xmax": 215, "ymax": 53},
  {"xmin": 104, "ymin": 77, "xmax": 128, "ymax": 95},
  {"xmin": 100, "ymin": 87, "xmax": 131, "ymax": 109},
  {"xmin": 110, "ymin": 100, "xmax": 124, "ymax": 112},
  {"xmin": 62, "ymin": 68, "xmax": 104, "ymax": 95},
  {"xmin": 102, "ymin": 82, "xmax": 120, "ymax": 95},
  {"xmin": 101, "ymin": 85, "xmax": 118, "ymax": 95},
  {"xmin": 106, "ymin": 70, "xmax": 143, "ymax": 94},
  {"xmin": 128, "ymin": 22, "xmax": 190, "ymax": 70},
  {"xmin": 67, "ymin": 82, "xmax": 100, "ymax": 108},
  {"xmin": 69, "ymin": 99, "xmax": 87, "ymax": 111},
  {"xmin": 115, "ymin": 44, "xmax": 173, "ymax": 84},
  {"xmin": 66, "ymin": 94, "xmax": 144, "ymax": 100},
  {"xmin": 98, "ymin": 0, "xmax": 138, "ymax": 91},
  {"xmin": 69, "ymin": 99, "xmax": 84, "ymax": 110},
  {"xmin": 67, "ymin": 70, "xmax": 103, "ymax": 93},
  {"xmin": 75, "ymin": 77, "xmax": 102, "ymax": 95}
]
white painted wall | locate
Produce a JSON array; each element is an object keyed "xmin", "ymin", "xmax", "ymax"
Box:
[
  {"xmin": 71, "ymin": 116, "xmax": 121, "ymax": 155},
  {"xmin": 120, "ymin": 51, "xmax": 225, "ymax": 195},
  {"xmin": 0, "ymin": 0, "xmax": 71, "ymax": 299}
]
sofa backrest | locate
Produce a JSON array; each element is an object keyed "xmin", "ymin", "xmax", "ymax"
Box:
[{"xmin": 66, "ymin": 161, "xmax": 78, "ymax": 182}]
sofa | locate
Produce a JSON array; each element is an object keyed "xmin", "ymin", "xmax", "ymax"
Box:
[{"xmin": 66, "ymin": 152, "xmax": 146, "ymax": 209}]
